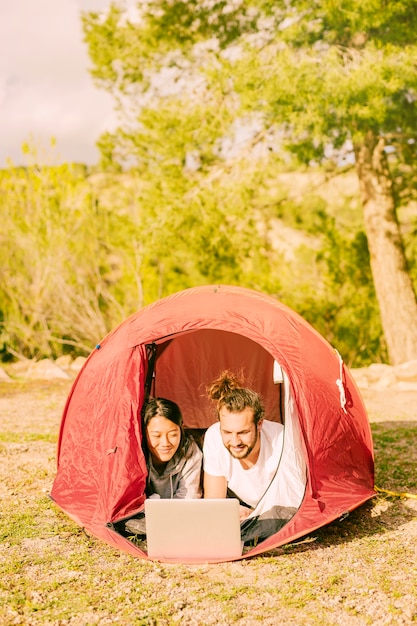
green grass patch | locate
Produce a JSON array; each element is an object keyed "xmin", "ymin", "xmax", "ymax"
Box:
[
  {"xmin": 372, "ymin": 423, "xmax": 417, "ymax": 492},
  {"xmin": 0, "ymin": 432, "xmax": 57, "ymax": 444}
]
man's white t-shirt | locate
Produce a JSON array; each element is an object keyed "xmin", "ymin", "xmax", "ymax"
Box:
[{"xmin": 203, "ymin": 420, "xmax": 284, "ymax": 508}]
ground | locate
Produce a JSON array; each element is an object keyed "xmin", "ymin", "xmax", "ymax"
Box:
[
  {"xmin": 1, "ymin": 380, "xmax": 416, "ymax": 625},
  {"xmin": 359, "ymin": 387, "xmax": 417, "ymax": 423}
]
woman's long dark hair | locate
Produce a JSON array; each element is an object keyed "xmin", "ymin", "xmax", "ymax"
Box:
[{"xmin": 142, "ymin": 397, "xmax": 192, "ymax": 460}]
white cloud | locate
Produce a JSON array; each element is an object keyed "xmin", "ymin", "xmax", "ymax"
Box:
[{"xmin": 0, "ymin": 0, "xmax": 119, "ymax": 166}]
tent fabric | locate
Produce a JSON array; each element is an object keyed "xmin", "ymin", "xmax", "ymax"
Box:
[
  {"xmin": 50, "ymin": 284, "xmax": 375, "ymax": 563},
  {"xmin": 248, "ymin": 372, "xmax": 307, "ymax": 513}
]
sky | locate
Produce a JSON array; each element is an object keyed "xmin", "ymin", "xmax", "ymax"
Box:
[{"xmin": 0, "ymin": 0, "xmax": 122, "ymax": 167}]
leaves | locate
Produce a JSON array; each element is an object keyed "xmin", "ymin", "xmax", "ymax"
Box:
[{"xmin": 4, "ymin": 0, "xmax": 417, "ymax": 363}]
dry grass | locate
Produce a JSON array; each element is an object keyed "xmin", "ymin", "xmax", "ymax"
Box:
[{"xmin": 1, "ymin": 381, "xmax": 416, "ymax": 625}]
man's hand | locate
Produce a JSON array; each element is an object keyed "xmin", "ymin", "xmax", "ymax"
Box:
[{"xmin": 239, "ymin": 505, "xmax": 253, "ymax": 521}]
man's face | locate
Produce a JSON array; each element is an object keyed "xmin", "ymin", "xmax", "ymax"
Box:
[{"xmin": 219, "ymin": 406, "xmax": 262, "ymax": 461}]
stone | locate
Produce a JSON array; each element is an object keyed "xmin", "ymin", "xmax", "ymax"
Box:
[
  {"xmin": 24, "ymin": 359, "xmax": 72, "ymax": 380},
  {"xmin": 0, "ymin": 367, "xmax": 13, "ymax": 382},
  {"xmin": 55, "ymin": 355, "xmax": 73, "ymax": 370},
  {"xmin": 69, "ymin": 356, "xmax": 87, "ymax": 372},
  {"xmin": 394, "ymin": 360, "xmax": 417, "ymax": 381}
]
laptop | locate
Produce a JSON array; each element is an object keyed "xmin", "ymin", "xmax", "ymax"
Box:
[{"xmin": 145, "ymin": 498, "xmax": 243, "ymax": 560}]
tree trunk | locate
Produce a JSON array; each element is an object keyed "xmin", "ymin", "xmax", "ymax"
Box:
[{"xmin": 354, "ymin": 132, "xmax": 417, "ymax": 365}]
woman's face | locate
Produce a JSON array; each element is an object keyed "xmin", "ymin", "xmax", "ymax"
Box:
[{"xmin": 146, "ymin": 415, "xmax": 181, "ymax": 465}]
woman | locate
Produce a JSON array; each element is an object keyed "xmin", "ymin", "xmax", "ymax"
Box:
[
  {"xmin": 143, "ymin": 397, "xmax": 203, "ymax": 499},
  {"xmin": 125, "ymin": 397, "xmax": 202, "ymax": 536}
]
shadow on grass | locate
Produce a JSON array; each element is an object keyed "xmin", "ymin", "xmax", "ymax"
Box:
[{"xmin": 261, "ymin": 420, "xmax": 417, "ymax": 558}]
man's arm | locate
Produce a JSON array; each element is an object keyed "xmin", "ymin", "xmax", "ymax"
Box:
[
  {"xmin": 203, "ymin": 472, "xmax": 227, "ymax": 498},
  {"xmin": 204, "ymin": 472, "xmax": 253, "ymax": 520},
  {"xmin": 204, "ymin": 473, "xmax": 253, "ymax": 521}
]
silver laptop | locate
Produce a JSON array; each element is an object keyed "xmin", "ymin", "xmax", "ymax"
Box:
[{"xmin": 145, "ymin": 498, "xmax": 243, "ymax": 560}]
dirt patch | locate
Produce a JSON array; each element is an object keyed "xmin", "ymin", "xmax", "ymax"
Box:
[
  {"xmin": 1, "ymin": 381, "xmax": 416, "ymax": 625},
  {"xmin": 360, "ymin": 387, "xmax": 417, "ymax": 422}
]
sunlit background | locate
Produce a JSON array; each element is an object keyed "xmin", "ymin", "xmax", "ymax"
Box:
[{"xmin": 0, "ymin": 0, "xmax": 126, "ymax": 166}]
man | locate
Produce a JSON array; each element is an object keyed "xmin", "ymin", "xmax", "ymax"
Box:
[{"xmin": 203, "ymin": 371, "xmax": 285, "ymax": 523}]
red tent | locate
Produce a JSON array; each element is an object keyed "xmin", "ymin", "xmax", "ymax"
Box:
[{"xmin": 50, "ymin": 285, "xmax": 375, "ymax": 563}]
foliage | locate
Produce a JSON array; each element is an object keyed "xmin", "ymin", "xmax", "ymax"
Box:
[
  {"xmin": 83, "ymin": 0, "xmax": 417, "ymax": 165},
  {"xmin": 2, "ymin": 2, "xmax": 417, "ymax": 363},
  {"xmin": 0, "ymin": 142, "xmax": 284, "ymax": 360},
  {"xmin": 0, "ymin": 142, "xmax": 392, "ymax": 365},
  {"xmin": 77, "ymin": 0, "xmax": 417, "ymax": 366},
  {"xmin": 0, "ymin": 152, "xmax": 138, "ymax": 359},
  {"xmin": 287, "ymin": 206, "xmax": 386, "ymax": 366}
]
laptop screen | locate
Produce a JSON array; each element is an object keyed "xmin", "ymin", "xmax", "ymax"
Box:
[{"xmin": 145, "ymin": 498, "xmax": 242, "ymax": 560}]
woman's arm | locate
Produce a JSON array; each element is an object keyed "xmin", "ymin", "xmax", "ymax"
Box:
[{"xmin": 173, "ymin": 444, "xmax": 203, "ymax": 498}]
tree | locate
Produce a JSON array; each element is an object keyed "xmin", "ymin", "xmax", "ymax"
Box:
[{"xmin": 83, "ymin": 0, "xmax": 417, "ymax": 364}]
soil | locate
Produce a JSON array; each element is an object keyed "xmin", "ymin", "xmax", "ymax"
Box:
[
  {"xmin": 359, "ymin": 387, "xmax": 417, "ymax": 423},
  {"xmin": 1, "ymin": 380, "xmax": 417, "ymax": 625}
]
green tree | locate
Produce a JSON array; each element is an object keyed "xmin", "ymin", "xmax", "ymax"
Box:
[
  {"xmin": 83, "ymin": 0, "xmax": 417, "ymax": 365},
  {"xmin": 1, "ymin": 138, "xmax": 285, "ymax": 359}
]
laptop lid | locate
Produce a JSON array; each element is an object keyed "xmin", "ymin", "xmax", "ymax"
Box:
[{"xmin": 145, "ymin": 498, "xmax": 242, "ymax": 560}]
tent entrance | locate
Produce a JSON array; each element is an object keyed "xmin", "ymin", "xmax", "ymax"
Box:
[
  {"xmin": 145, "ymin": 328, "xmax": 284, "ymax": 431},
  {"xmin": 113, "ymin": 328, "xmax": 307, "ymax": 550},
  {"xmin": 115, "ymin": 330, "xmax": 307, "ymax": 550}
]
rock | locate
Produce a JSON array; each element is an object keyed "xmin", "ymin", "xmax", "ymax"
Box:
[
  {"xmin": 349, "ymin": 369, "xmax": 370, "ymax": 389},
  {"xmin": 350, "ymin": 359, "xmax": 417, "ymax": 390},
  {"xmin": 3, "ymin": 355, "xmax": 417, "ymax": 390},
  {"xmin": 373, "ymin": 370, "xmax": 397, "ymax": 390},
  {"xmin": 24, "ymin": 359, "xmax": 72, "ymax": 380},
  {"xmin": 366, "ymin": 363, "xmax": 394, "ymax": 383},
  {"xmin": 394, "ymin": 359, "xmax": 417, "ymax": 381},
  {"xmin": 395, "ymin": 381, "xmax": 417, "ymax": 391},
  {"xmin": 0, "ymin": 367, "xmax": 13, "ymax": 382},
  {"xmin": 69, "ymin": 356, "xmax": 87, "ymax": 372},
  {"xmin": 6, "ymin": 359, "xmax": 35, "ymax": 377},
  {"xmin": 55, "ymin": 355, "xmax": 73, "ymax": 370}
]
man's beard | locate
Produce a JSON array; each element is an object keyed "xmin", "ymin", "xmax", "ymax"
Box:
[{"xmin": 225, "ymin": 431, "xmax": 259, "ymax": 460}]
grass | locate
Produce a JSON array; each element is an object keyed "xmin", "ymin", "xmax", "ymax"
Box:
[
  {"xmin": 0, "ymin": 432, "xmax": 57, "ymax": 443},
  {"xmin": 372, "ymin": 423, "xmax": 417, "ymax": 492},
  {"xmin": 1, "ymin": 381, "xmax": 416, "ymax": 625}
]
